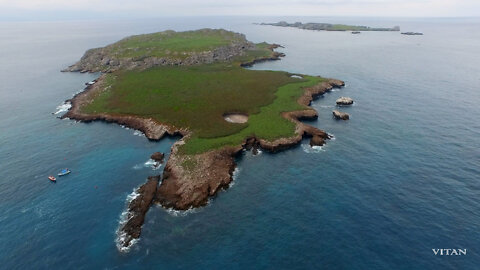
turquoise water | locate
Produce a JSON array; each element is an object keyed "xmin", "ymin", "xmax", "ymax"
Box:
[{"xmin": 0, "ymin": 17, "xmax": 479, "ymax": 269}]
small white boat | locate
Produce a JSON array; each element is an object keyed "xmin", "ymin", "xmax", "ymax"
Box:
[{"xmin": 58, "ymin": 168, "xmax": 71, "ymax": 176}]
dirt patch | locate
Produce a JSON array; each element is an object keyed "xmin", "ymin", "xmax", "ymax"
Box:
[{"xmin": 223, "ymin": 113, "xmax": 248, "ymax": 123}]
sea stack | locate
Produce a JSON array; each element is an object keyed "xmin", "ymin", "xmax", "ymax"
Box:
[
  {"xmin": 150, "ymin": 152, "xmax": 165, "ymax": 163},
  {"xmin": 310, "ymin": 135, "xmax": 326, "ymax": 147},
  {"xmin": 336, "ymin": 97, "xmax": 354, "ymax": 105},
  {"xmin": 333, "ymin": 110, "xmax": 350, "ymax": 120}
]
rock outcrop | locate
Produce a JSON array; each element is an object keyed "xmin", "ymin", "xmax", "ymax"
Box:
[
  {"xmin": 310, "ymin": 135, "xmax": 326, "ymax": 146},
  {"xmin": 336, "ymin": 96, "xmax": 354, "ymax": 105},
  {"xmin": 333, "ymin": 110, "xmax": 350, "ymax": 120},
  {"xmin": 150, "ymin": 152, "xmax": 165, "ymax": 163},
  {"xmin": 156, "ymin": 145, "xmax": 239, "ymax": 210}
]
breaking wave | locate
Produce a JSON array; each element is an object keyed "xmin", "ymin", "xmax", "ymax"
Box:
[
  {"xmin": 229, "ymin": 167, "xmax": 241, "ymax": 188},
  {"xmin": 133, "ymin": 159, "xmax": 162, "ymax": 170},
  {"xmin": 115, "ymin": 188, "xmax": 140, "ymax": 252},
  {"xmin": 133, "ymin": 130, "xmax": 145, "ymax": 137},
  {"xmin": 53, "ymin": 101, "xmax": 71, "ymax": 115},
  {"xmin": 163, "ymin": 205, "xmax": 199, "ymax": 217},
  {"xmin": 302, "ymin": 144, "xmax": 326, "ymax": 154}
]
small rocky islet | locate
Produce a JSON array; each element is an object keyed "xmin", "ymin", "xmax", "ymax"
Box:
[
  {"xmin": 333, "ymin": 110, "xmax": 350, "ymax": 120},
  {"xmin": 62, "ymin": 28, "xmax": 346, "ymax": 250}
]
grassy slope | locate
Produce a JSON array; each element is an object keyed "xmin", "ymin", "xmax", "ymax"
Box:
[
  {"xmin": 80, "ymin": 30, "xmax": 326, "ymax": 154},
  {"xmin": 108, "ymin": 29, "xmax": 245, "ymax": 59}
]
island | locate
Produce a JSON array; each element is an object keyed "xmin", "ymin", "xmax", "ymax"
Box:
[
  {"xmin": 259, "ymin": 21, "xmax": 400, "ymax": 32},
  {"xmin": 401, "ymin": 32, "xmax": 424, "ymax": 35},
  {"xmin": 61, "ymin": 29, "xmax": 344, "ymax": 250}
]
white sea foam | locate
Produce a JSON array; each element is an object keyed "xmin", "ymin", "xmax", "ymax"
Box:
[
  {"xmin": 115, "ymin": 188, "xmax": 141, "ymax": 252},
  {"xmin": 302, "ymin": 144, "xmax": 326, "ymax": 154},
  {"xmin": 53, "ymin": 101, "xmax": 71, "ymax": 115},
  {"xmin": 252, "ymin": 149, "xmax": 263, "ymax": 156},
  {"xmin": 145, "ymin": 159, "xmax": 162, "ymax": 170},
  {"xmin": 229, "ymin": 167, "xmax": 241, "ymax": 188},
  {"xmin": 164, "ymin": 205, "xmax": 199, "ymax": 217},
  {"xmin": 133, "ymin": 159, "xmax": 162, "ymax": 170},
  {"xmin": 133, "ymin": 130, "xmax": 145, "ymax": 137}
]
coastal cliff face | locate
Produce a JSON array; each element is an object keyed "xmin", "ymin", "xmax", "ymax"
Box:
[
  {"xmin": 156, "ymin": 144, "xmax": 239, "ymax": 210},
  {"xmin": 63, "ymin": 29, "xmax": 255, "ymax": 73}
]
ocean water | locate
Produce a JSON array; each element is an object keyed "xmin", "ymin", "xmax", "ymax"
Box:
[{"xmin": 0, "ymin": 17, "xmax": 479, "ymax": 269}]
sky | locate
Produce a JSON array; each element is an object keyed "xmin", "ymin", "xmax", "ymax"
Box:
[{"xmin": 1, "ymin": 0, "xmax": 479, "ymax": 20}]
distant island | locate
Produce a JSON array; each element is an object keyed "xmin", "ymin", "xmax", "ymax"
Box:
[
  {"xmin": 401, "ymin": 32, "xmax": 424, "ymax": 35},
  {"xmin": 260, "ymin": 21, "xmax": 400, "ymax": 32},
  {"xmin": 62, "ymin": 29, "xmax": 344, "ymax": 250}
]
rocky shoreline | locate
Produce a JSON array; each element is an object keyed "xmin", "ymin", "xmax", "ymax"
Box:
[
  {"xmin": 62, "ymin": 42, "xmax": 344, "ymax": 250},
  {"xmin": 63, "ymin": 74, "xmax": 343, "ymax": 248},
  {"xmin": 62, "ymin": 30, "xmax": 256, "ymax": 73},
  {"xmin": 240, "ymin": 44, "xmax": 285, "ymax": 67},
  {"xmin": 117, "ymin": 175, "xmax": 160, "ymax": 250}
]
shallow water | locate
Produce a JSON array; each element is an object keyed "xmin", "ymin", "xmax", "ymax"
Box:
[{"xmin": 0, "ymin": 17, "xmax": 479, "ymax": 269}]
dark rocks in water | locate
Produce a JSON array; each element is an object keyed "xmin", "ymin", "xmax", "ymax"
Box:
[
  {"xmin": 352, "ymin": 31, "xmax": 361, "ymax": 34},
  {"xmin": 310, "ymin": 135, "xmax": 326, "ymax": 147},
  {"xmin": 336, "ymin": 96, "xmax": 354, "ymax": 105},
  {"xmin": 401, "ymin": 32, "xmax": 423, "ymax": 35},
  {"xmin": 333, "ymin": 110, "xmax": 350, "ymax": 120},
  {"xmin": 118, "ymin": 175, "xmax": 160, "ymax": 249},
  {"xmin": 150, "ymin": 152, "xmax": 165, "ymax": 163},
  {"xmin": 244, "ymin": 137, "xmax": 260, "ymax": 155}
]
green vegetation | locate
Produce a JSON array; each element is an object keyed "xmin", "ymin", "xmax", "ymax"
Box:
[{"xmin": 79, "ymin": 29, "xmax": 325, "ymax": 155}]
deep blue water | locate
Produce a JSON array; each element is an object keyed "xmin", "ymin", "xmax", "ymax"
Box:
[{"xmin": 1, "ymin": 17, "xmax": 479, "ymax": 269}]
